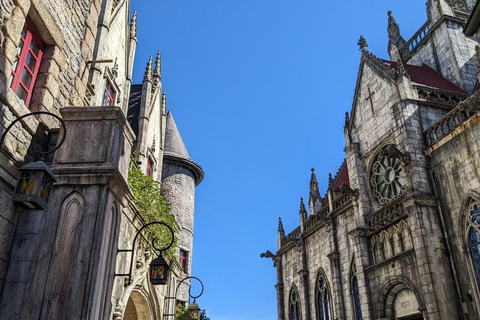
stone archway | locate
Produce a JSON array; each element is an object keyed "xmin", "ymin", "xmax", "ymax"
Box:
[
  {"xmin": 124, "ymin": 290, "xmax": 152, "ymax": 320},
  {"xmin": 378, "ymin": 278, "xmax": 424, "ymax": 320},
  {"xmin": 392, "ymin": 288, "xmax": 422, "ymax": 320}
]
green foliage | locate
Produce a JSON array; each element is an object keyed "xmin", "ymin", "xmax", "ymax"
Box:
[
  {"xmin": 176, "ymin": 304, "xmax": 211, "ymax": 320},
  {"xmin": 128, "ymin": 160, "xmax": 177, "ymax": 258}
]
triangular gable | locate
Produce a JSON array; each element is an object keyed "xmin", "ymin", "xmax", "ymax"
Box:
[{"xmin": 348, "ymin": 50, "xmax": 398, "ymax": 132}]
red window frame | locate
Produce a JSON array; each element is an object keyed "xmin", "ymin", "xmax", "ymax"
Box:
[
  {"xmin": 146, "ymin": 157, "xmax": 154, "ymax": 177},
  {"xmin": 179, "ymin": 250, "xmax": 188, "ymax": 273},
  {"xmin": 10, "ymin": 21, "xmax": 44, "ymax": 108},
  {"xmin": 102, "ymin": 80, "xmax": 116, "ymax": 106}
]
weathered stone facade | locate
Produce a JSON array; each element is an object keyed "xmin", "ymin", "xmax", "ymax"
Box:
[
  {"xmin": 0, "ymin": 0, "xmax": 202, "ymax": 319},
  {"xmin": 263, "ymin": 1, "xmax": 480, "ymax": 319}
]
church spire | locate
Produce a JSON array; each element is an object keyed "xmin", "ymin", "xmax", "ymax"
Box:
[
  {"xmin": 387, "ymin": 11, "xmax": 406, "ymax": 61},
  {"xmin": 277, "ymin": 217, "xmax": 285, "ymax": 250},
  {"xmin": 308, "ymin": 168, "xmax": 323, "ymax": 215},
  {"xmin": 143, "ymin": 56, "xmax": 152, "ymax": 82}
]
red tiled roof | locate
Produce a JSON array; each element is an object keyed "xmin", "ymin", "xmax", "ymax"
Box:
[{"xmin": 384, "ymin": 60, "xmax": 466, "ymax": 94}]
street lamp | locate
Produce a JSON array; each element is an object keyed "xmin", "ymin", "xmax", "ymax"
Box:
[
  {"xmin": 0, "ymin": 111, "xmax": 66, "ymax": 210},
  {"xmin": 187, "ymin": 300, "xmax": 200, "ymax": 320},
  {"xmin": 163, "ymin": 276, "xmax": 204, "ymax": 320},
  {"xmin": 116, "ymin": 221, "xmax": 175, "ymax": 286}
]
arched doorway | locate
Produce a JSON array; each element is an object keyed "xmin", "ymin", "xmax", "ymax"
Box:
[
  {"xmin": 392, "ymin": 288, "xmax": 423, "ymax": 320},
  {"xmin": 379, "ymin": 278, "xmax": 424, "ymax": 320},
  {"xmin": 124, "ymin": 290, "xmax": 153, "ymax": 320}
]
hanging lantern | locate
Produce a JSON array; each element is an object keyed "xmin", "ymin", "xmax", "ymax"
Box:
[
  {"xmin": 149, "ymin": 253, "xmax": 169, "ymax": 285},
  {"xmin": 188, "ymin": 301, "xmax": 200, "ymax": 320},
  {"xmin": 12, "ymin": 160, "xmax": 55, "ymax": 210}
]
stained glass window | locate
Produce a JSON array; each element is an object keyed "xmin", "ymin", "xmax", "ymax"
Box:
[
  {"xmin": 289, "ymin": 287, "xmax": 301, "ymax": 320},
  {"xmin": 351, "ymin": 263, "xmax": 363, "ymax": 320},
  {"xmin": 468, "ymin": 204, "xmax": 480, "ymax": 292},
  {"xmin": 316, "ymin": 273, "xmax": 331, "ymax": 320}
]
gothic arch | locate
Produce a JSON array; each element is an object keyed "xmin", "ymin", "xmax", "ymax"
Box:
[
  {"xmin": 288, "ymin": 284, "xmax": 302, "ymax": 320},
  {"xmin": 93, "ymin": 202, "xmax": 121, "ymax": 318},
  {"xmin": 315, "ymin": 269, "xmax": 332, "ymax": 320},
  {"xmin": 377, "ymin": 277, "xmax": 423, "ymax": 319},
  {"xmin": 124, "ymin": 289, "xmax": 154, "ymax": 320},
  {"xmin": 459, "ymin": 192, "xmax": 480, "ymax": 313},
  {"xmin": 350, "ymin": 258, "xmax": 362, "ymax": 320}
]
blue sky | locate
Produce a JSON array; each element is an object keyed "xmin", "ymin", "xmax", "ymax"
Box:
[{"xmin": 130, "ymin": 1, "xmax": 427, "ymax": 319}]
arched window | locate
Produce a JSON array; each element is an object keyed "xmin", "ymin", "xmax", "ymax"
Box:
[
  {"xmin": 467, "ymin": 203, "xmax": 480, "ymax": 291},
  {"xmin": 351, "ymin": 262, "xmax": 363, "ymax": 320},
  {"xmin": 289, "ymin": 286, "xmax": 301, "ymax": 320},
  {"xmin": 316, "ymin": 271, "xmax": 332, "ymax": 320}
]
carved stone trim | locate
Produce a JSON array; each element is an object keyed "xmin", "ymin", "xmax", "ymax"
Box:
[
  {"xmin": 348, "ymin": 228, "xmax": 367, "ymax": 239},
  {"xmin": 327, "ymin": 252, "xmax": 340, "ymax": 261}
]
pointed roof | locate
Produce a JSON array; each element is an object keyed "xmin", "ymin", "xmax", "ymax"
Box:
[
  {"xmin": 164, "ymin": 111, "xmax": 190, "ymax": 159},
  {"xmin": 384, "ymin": 60, "xmax": 466, "ymax": 94},
  {"xmin": 163, "ymin": 111, "xmax": 204, "ymax": 185}
]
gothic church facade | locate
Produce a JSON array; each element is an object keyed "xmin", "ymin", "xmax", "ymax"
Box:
[
  {"xmin": 0, "ymin": 0, "xmax": 202, "ymax": 319},
  {"xmin": 263, "ymin": 1, "xmax": 480, "ymax": 319}
]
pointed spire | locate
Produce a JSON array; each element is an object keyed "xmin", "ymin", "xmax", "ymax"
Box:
[
  {"xmin": 387, "ymin": 11, "xmax": 401, "ymax": 40},
  {"xmin": 130, "ymin": 11, "xmax": 137, "ymax": 39},
  {"xmin": 153, "ymin": 50, "xmax": 162, "ymax": 81},
  {"xmin": 164, "ymin": 111, "xmax": 190, "ymax": 159},
  {"xmin": 299, "ymin": 197, "xmax": 307, "ymax": 214},
  {"xmin": 387, "ymin": 11, "xmax": 406, "ymax": 60},
  {"xmin": 143, "ymin": 56, "xmax": 152, "ymax": 82},
  {"xmin": 278, "ymin": 217, "xmax": 285, "ymax": 235},
  {"xmin": 358, "ymin": 35, "xmax": 368, "ymax": 51},
  {"xmin": 328, "ymin": 172, "xmax": 334, "ymax": 189}
]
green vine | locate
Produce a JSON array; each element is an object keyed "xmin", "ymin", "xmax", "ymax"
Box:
[{"xmin": 128, "ymin": 160, "xmax": 177, "ymax": 260}]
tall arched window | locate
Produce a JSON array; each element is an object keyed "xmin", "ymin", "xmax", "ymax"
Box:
[
  {"xmin": 316, "ymin": 271, "xmax": 332, "ymax": 320},
  {"xmin": 467, "ymin": 203, "xmax": 480, "ymax": 291},
  {"xmin": 351, "ymin": 262, "xmax": 363, "ymax": 320},
  {"xmin": 289, "ymin": 286, "xmax": 301, "ymax": 320}
]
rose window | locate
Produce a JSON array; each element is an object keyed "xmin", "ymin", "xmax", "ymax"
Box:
[{"xmin": 370, "ymin": 146, "xmax": 406, "ymax": 205}]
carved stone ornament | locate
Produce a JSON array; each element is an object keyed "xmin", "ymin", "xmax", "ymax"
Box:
[
  {"xmin": 370, "ymin": 145, "xmax": 407, "ymax": 206},
  {"xmin": 467, "ymin": 203, "xmax": 480, "ymax": 229}
]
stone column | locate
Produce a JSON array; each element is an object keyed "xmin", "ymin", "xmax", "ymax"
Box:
[{"xmin": 0, "ymin": 107, "xmax": 134, "ymax": 320}]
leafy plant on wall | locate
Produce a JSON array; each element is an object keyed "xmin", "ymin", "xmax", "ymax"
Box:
[{"xmin": 128, "ymin": 160, "xmax": 178, "ymax": 259}]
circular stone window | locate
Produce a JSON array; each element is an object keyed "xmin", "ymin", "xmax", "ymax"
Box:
[{"xmin": 370, "ymin": 146, "xmax": 406, "ymax": 206}]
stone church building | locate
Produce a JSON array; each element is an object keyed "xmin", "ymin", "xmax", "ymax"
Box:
[
  {"xmin": 262, "ymin": 1, "xmax": 480, "ymax": 320},
  {"xmin": 0, "ymin": 0, "xmax": 202, "ymax": 319}
]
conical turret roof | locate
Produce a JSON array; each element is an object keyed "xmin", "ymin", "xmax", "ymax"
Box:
[
  {"xmin": 164, "ymin": 111, "xmax": 190, "ymax": 159},
  {"xmin": 163, "ymin": 111, "xmax": 204, "ymax": 185}
]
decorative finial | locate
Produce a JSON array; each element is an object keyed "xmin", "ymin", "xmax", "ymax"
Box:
[
  {"xmin": 154, "ymin": 50, "xmax": 161, "ymax": 79},
  {"xmin": 278, "ymin": 217, "xmax": 284, "ymax": 233},
  {"xmin": 328, "ymin": 172, "xmax": 334, "ymax": 189},
  {"xmin": 344, "ymin": 112, "xmax": 350, "ymax": 127},
  {"xmin": 387, "ymin": 10, "xmax": 392, "ymax": 17},
  {"xmin": 396, "ymin": 58, "xmax": 408, "ymax": 78},
  {"xmin": 311, "ymin": 168, "xmax": 315, "ymax": 173},
  {"xmin": 358, "ymin": 35, "xmax": 368, "ymax": 51},
  {"xmin": 130, "ymin": 11, "xmax": 137, "ymax": 39},
  {"xmin": 143, "ymin": 56, "xmax": 152, "ymax": 82}
]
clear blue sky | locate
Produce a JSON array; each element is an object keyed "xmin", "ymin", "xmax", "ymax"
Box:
[{"xmin": 130, "ymin": 1, "xmax": 427, "ymax": 319}]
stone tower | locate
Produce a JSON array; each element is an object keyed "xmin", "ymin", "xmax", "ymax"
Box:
[{"xmin": 161, "ymin": 112, "xmax": 204, "ymax": 304}]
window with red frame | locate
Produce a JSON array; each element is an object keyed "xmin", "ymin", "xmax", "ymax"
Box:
[
  {"xmin": 146, "ymin": 157, "xmax": 154, "ymax": 177},
  {"xmin": 102, "ymin": 80, "xmax": 116, "ymax": 106},
  {"xmin": 9, "ymin": 21, "xmax": 44, "ymax": 108},
  {"xmin": 179, "ymin": 249, "xmax": 188, "ymax": 273}
]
